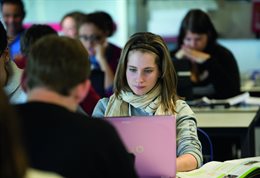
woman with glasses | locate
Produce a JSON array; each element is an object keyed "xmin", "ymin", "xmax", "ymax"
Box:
[
  {"xmin": 78, "ymin": 11, "xmax": 121, "ymax": 96},
  {"xmin": 60, "ymin": 12, "xmax": 101, "ymax": 115}
]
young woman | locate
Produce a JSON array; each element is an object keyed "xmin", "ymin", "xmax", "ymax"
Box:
[
  {"xmin": 60, "ymin": 11, "xmax": 85, "ymax": 38},
  {"xmin": 60, "ymin": 12, "xmax": 101, "ymax": 115},
  {"xmin": 93, "ymin": 32, "xmax": 203, "ymax": 172},
  {"xmin": 78, "ymin": 11, "xmax": 121, "ymax": 96},
  {"xmin": 171, "ymin": 9, "xmax": 240, "ymax": 99}
]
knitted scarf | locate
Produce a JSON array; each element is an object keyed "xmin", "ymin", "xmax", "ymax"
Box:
[{"xmin": 104, "ymin": 84, "xmax": 172, "ymax": 116}]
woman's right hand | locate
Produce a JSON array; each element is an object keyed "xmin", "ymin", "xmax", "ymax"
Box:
[
  {"xmin": 95, "ymin": 40, "xmax": 107, "ymax": 64},
  {"xmin": 180, "ymin": 46, "xmax": 210, "ymax": 64}
]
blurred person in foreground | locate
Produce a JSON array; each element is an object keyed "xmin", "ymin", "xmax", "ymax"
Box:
[
  {"xmin": 0, "ymin": 87, "xmax": 63, "ymax": 178},
  {"xmin": 14, "ymin": 35, "xmax": 138, "ymax": 178}
]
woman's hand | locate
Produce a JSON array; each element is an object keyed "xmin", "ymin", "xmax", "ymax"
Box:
[
  {"xmin": 95, "ymin": 40, "xmax": 108, "ymax": 65},
  {"xmin": 94, "ymin": 40, "xmax": 114, "ymax": 90},
  {"xmin": 175, "ymin": 49, "xmax": 185, "ymax": 59},
  {"xmin": 176, "ymin": 153, "xmax": 198, "ymax": 172},
  {"xmin": 178, "ymin": 46, "xmax": 210, "ymax": 64}
]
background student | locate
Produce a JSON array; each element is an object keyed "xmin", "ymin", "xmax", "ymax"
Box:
[
  {"xmin": 60, "ymin": 11, "xmax": 85, "ymax": 38},
  {"xmin": 18, "ymin": 24, "xmax": 58, "ymax": 69},
  {"xmin": 0, "ymin": 20, "xmax": 26, "ymax": 104},
  {"xmin": 171, "ymin": 9, "xmax": 240, "ymax": 99},
  {"xmin": 78, "ymin": 11, "xmax": 121, "ymax": 96},
  {"xmin": 60, "ymin": 11, "xmax": 101, "ymax": 115},
  {"xmin": 20, "ymin": 23, "xmax": 99, "ymax": 115},
  {"xmin": 15, "ymin": 35, "xmax": 138, "ymax": 178},
  {"xmin": 1, "ymin": 0, "xmax": 26, "ymax": 60},
  {"xmin": 93, "ymin": 32, "xmax": 203, "ymax": 172}
]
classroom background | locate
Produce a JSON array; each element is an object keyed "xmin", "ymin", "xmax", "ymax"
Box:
[{"xmin": 2, "ymin": 0, "xmax": 259, "ymax": 88}]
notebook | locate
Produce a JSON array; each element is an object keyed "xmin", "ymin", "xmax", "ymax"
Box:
[{"xmin": 107, "ymin": 115, "xmax": 176, "ymax": 178}]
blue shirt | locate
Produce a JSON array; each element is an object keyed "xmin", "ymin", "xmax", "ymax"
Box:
[{"xmin": 9, "ymin": 32, "xmax": 23, "ymax": 60}]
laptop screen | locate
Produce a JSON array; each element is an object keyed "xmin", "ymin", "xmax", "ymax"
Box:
[{"xmin": 107, "ymin": 115, "xmax": 176, "ymax": 178}]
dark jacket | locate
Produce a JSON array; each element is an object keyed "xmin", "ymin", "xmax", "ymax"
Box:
[
  {"xmin": 171, "ymin": 43, "xmax": 240, "ymax": 99},
  {"xmin": 15, "ymin": 102, "xmax": 138, "ymax": 178}
]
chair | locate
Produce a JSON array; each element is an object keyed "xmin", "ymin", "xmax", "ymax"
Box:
[{"xmin": 197, "ymin": 128, "xmax": 214, "ymax": 164}]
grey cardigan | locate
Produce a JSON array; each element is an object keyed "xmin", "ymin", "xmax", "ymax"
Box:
[{"xmin": 93, "ymin": 99, "xmax": 203, "ymax": 168}]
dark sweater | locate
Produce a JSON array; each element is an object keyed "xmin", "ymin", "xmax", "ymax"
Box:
[
  {"xmin": 15, "ymin": 102, "xmax": 138, "ymax": 178},
  {"xmin": 171, "ymin": 43, "xmax": 241, "ymax": 99}
]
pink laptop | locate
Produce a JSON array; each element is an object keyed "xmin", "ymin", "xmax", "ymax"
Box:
[{"xmin": 107, "ymin": 115, "xmax": 176, "ymax": 178}]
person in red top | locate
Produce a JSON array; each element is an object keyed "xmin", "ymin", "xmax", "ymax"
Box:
[
  {"xmin": 78, "ymin": 11, "xmax": 121, "ymax": 96},
  {"xmin": 60, "ymin": 12, "xmax": 100, "ymax": 115}
]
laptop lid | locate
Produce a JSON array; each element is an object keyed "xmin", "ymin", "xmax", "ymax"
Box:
[{"xmin": 107, "ymin": 115, "xmax": 176, "ymax": 178}]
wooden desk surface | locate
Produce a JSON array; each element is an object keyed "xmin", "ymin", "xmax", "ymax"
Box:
[{"xmin": 192, "ymin": 106, "xmax": 259, "ymax": 128}]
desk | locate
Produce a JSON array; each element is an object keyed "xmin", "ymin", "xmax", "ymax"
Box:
[
  {"xmin": 194, "ymin": 107, "xmax": 257, "ymax": 128},
  {"xmin": 241, "ymin": 82, "xmax": 260, "ymax": 97},
  {"xmin": 192, "ymin": 106, "xmax": 259, "ymax": 161}
]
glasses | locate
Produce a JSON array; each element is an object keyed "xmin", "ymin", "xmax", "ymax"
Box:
[{"xmin": 79, "ymin": 35, "xmax": 102, "ymax": 42}]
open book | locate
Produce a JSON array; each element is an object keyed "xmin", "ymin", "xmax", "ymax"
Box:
[{"xmin": 177, "ymin": 157, "xmax": 260, "ymax": 178}]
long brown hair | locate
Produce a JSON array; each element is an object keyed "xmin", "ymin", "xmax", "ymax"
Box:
[
  {"xmin": 0, "ymin": 88, "xmax": 27, "ymax": 178},
  {"xmin": 177, "ymin": 9, "xmax": 218, "ymax": 50},
  {"xmin": 114, "ymin": 32, "xmax": 178, "ymax": 113}
]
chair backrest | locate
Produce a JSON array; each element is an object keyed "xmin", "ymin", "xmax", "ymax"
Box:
[{"xmin": 197, "ymin": 128, "xmax": 214, "ymax": 164}]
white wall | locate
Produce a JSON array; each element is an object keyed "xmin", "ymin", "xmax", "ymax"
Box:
[
  {"xmin": 147, "ymin": 0, "xmax": 255, "ymax": 38},
  {"xmin": 1, "ymin": 0, "xmax": 259, "ymax": 68},
  {"xmin": 147, "ymin": 0, "xmax": 218, "ymax": 37},
  {"xmin": 22, "ymin": 0, "xmax": 128, "ymax": 47},
  {"xmin": 218, "ymin": 39, "xmax": 260, "ymax": 74}
]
